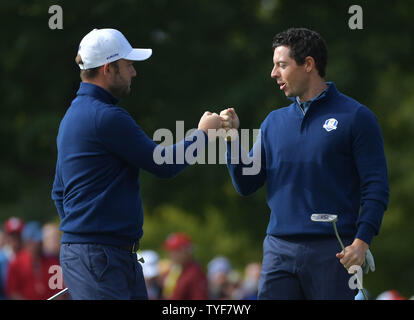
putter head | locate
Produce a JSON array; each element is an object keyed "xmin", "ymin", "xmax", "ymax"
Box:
[{"xmin": 311, "ymin": 213, "xmax": 338, "ymax": 223}]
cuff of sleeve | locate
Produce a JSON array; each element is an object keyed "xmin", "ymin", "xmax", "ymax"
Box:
[
  {"xmin": 355, "ymin": 222, "xmax": 376, "ymax": 246},
  {"xmin": 191, "ymin": 129, "xmax": 209, "ymax": 146}
]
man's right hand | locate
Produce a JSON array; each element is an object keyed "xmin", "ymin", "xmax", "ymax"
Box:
[
  {"xmin": 219, "ymin": 108, "xmax": 240, "ymax": 131},
  {"xmin": 219, "ymin": 108, "xmax": 240, "ymax": 141}
]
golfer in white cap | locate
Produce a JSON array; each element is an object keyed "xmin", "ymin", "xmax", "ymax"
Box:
[{"xmin": 52, "ymin": 28, "xmax": 222, "ymax": 300}]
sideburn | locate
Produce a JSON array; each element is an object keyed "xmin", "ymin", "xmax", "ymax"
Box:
[{"xmin": 107, "ymin": 62, "xmax": 129, "ymax": 99}]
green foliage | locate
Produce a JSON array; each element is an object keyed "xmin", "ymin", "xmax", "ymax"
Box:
[{"xmin": 1, "ymin": 0, "xmax": 413, "ymax": 298}]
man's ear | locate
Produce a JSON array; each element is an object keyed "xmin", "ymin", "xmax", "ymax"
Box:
[
  {"xmin": 304, "ymin": 56, "xmax": 315, "ymax": 73},
  {"xmin": 102, "ymin": 63, "xmax": 111, "ymax": 76}
]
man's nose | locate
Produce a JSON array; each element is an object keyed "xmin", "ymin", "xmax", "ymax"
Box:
[
  {"xmin": 131, "ymin": 66, "xmax": 137, "ymax": 77},
  {"xmin": 270, "ymin": 66, "xmax": 278, "ymax": 79}
]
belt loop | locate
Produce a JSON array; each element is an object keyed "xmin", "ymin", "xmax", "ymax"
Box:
[{"xmin": 133, "ymin": 241, "xmax": 139, "ymax": 253}]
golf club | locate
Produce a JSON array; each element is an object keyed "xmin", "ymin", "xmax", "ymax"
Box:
[
  {"xmin": 310, "ymin": 213, "xmax": 369, "ymax": 300},
  {"xmin": 47, "ymin": 287, "xmax": 69, "ymax": 300}
]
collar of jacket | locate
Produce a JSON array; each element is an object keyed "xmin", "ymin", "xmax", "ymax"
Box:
[
  {"xmin": 76, "ymin": 82, "xmax": 119, "ymax": 105},
  {"xmin": 288, "ymin": 81, "xmax": 339, "ymax": 105}
]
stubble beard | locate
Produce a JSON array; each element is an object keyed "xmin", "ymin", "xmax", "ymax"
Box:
[{"xmin": 108, "ymin": 74, "xmax": 131, "ymax": 98}]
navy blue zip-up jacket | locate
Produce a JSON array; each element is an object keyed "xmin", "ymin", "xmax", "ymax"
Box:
[
  {"xmin": 227, "ymin": 82, "xmax": 389, "ymax": 245},
  {"xmin": 52, "ymin": 82, "xmax": 207, "ymax": 246}
]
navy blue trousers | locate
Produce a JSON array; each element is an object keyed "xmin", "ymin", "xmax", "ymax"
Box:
[
  {"xmin": 60, "ymin": 243, "xmax": 148, "ymax": 300},
  {"xmin": 258, "ymin": 235, "xmax": 358, "ymax": 300}
]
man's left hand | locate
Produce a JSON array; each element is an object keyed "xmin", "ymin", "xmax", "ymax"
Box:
[{"xmin": 336, "ymin": 238, "xmax": 369, "ymax": 272}]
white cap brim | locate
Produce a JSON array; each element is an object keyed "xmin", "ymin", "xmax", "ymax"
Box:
[{"xmin": 125, "ymin": 48, "xmax": 152, "ymax": 61}]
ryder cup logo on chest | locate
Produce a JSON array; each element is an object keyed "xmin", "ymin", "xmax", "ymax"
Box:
[{"xmin": 323, "ymin": 118, "xmax": 338, "ymax": 132}]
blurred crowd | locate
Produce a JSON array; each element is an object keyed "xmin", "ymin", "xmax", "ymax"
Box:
[
  {"xmin": 140, "ymin": 232, "xmax": 414, "ymax": 301},
  {"xmin": 0, "ymin": 219, "xmax": 412, "ymax": 300},
  {"xmin": 142, "ymin": 232, "xmax": 262, "ymax": 300},
  {"xmin": 0, "ymin": 217, "xmax": 63, "ymax": 300}
]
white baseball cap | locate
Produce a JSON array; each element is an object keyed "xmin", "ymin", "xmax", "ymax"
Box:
[{"xmin": 77, "ymin": 28, "xmax": 152, "ymax": 70}]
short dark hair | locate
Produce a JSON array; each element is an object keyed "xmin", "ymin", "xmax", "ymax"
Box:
[
  {"xmin": 75, "ymin": 55, "xmax": 119, "ymax": 80},
  {"xmin": 272, "ymin": 28, "xmax": 328, "ymax": 78}
]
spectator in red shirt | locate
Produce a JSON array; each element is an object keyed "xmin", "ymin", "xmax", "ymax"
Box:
[
  {"xmin": 6, "ymin": 221, "xmax": 61, "ymax": 300},
  {"xmin": 0, "ymin": 217, "xmax": 24, "ymax": 299},
  {"xmin": 162, "ymin": 233, "xmax": 208, "ymax": 300}
]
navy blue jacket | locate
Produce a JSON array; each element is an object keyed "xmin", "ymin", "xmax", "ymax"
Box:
[
  {"xmin": 52, "ymin": 82, "xmax": 207, "ymax": 246},
  {"xmin": 227, "ymin": 83, "xmax": 389, "ymax": 245}
]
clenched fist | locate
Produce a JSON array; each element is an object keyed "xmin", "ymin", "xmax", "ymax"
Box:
[
  {"xmin": 219, "ymin": 107, "xmax": 240, "ymax": 141},
  {"xmin": 198, "ymin": 111, "xmax": 222, "ymax": 140}
]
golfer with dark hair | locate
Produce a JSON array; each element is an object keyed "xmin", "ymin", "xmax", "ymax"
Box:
[
  {"xmin": 220, "ymin": 28, "xmax": 389, "ymax": 299},
  {"xmin": 51, "ymin": 28, "xmax": 222, "ymax": 300}
]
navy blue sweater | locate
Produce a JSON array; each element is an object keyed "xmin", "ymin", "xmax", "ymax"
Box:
[
  {"xmin": 227, "ymin": 83, "xmax": 389, "ymax": 245},
  {"xmin": 52, "ymin": 82, "xmax": 207, "ymax": 246}
]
